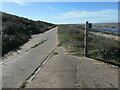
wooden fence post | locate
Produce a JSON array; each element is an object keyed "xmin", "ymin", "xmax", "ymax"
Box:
[{"xmin": 84, "ymin": 21, "xmax": 89, "ymax": 56}]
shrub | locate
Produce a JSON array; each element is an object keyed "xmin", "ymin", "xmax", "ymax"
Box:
[
  {"xmin": 58, "ymin": 24, "xmax": 120, "ymax": 64},
  {"xmin": 2, "ymin": 12, "xmax": 55, "ymax": 55}
]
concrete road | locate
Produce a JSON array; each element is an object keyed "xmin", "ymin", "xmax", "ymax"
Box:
[
  {"xmin": 27, "ymin": 47, "xmax": 118, "ymax": 88},
  {"xmin": 2, "ymin": 27, "xmax": 58, "ymax": 88}
]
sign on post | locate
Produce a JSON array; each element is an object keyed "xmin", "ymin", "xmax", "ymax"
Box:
[{"xmin": 89, "ymin": 23, "xmax": 92, "ymax": 28}]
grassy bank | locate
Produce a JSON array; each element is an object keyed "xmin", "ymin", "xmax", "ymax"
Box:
[
  {"xmin": 2, "ymin": 12, "xmax": 56, "ymax": 55},
  {"xmin": 58, "ymin": 24, "xmax": 120, "ymax": 65}
]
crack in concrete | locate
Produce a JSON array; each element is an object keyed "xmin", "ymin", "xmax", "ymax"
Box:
[{"xmin": 19, "ymin": 48, "xmax": 56, "ymax": 88}]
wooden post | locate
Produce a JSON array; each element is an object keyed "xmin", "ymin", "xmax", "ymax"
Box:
[{"xmin": 84, "ymin": 21, "xmax": 89, "ymax": 56}]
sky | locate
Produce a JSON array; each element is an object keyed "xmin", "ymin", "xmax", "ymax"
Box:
[{"xmin": 2, "ymin": 2, "xmax": 118, "ymax": 24}]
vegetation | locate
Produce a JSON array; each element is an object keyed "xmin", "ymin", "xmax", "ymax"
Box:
[
  {"xmin": 58, "ymin": 25, "xmax": 85, "ymax": 56},
  {"xmin": 53, "ymin": 51, "xmax": 58, "ymax": 55},
  {"xmin": 20, "ymin": 81, "xmax": 27, "ymax": 88},
  {"xmin": 58, "ymin": 24, "xmax": 120, "ymax": 65},
  {"xmin": 2, "ymin": 12, "xmax": 56, "ymax": 55},
  {"xmin": 30, "ymin": 39, "xmax": 48, "ymax": 49}
]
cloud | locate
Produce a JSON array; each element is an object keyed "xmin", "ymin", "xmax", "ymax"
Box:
[
  {"xmin": 60, "ymin": 9, "xmax": 117, "ymax": 19},
  {"xmin": 48, "ymin": 6, "xmax": 56, "ymax": 11},
  {"xmin": 55, "ymin": 9, "xmax": 117, "ymax": 23}
]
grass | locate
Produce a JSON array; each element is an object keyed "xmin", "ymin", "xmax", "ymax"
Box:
[
  {"xmin": 88, "ymin": 33, "xmax": 120, "ymax": 62},
  {"xmin": 58, "ymin": 24, "xmax": 120, "ymax": 65},
  {"xmin": 2, "ymin": 12, "xmax": 55, "ymax": 55},
  {"xmin": 21, "ymin": 81, "xmax": 27, "ymax": 88},
  {"xmin": 25, "ymin": 50, "xmax": 29, "ymax": 52},
  {"xmin": 58, "ymin": 25, "xmax": 85, "ymax": 56},
  {"xmin": 31, "ymin": 39, "xmax": 48, "ymax": 49},
  {"xmin": 31, "ymin": 72, "xmax": 36, "ymax": 76},
  {"xmin": 53, "ymin": 51, "xmax": 58, "ymax": 55}
]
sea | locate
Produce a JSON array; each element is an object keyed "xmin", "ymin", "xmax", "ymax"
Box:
[{"xmin": 92, "ymin": 26, "xmax": 119, "ymax": 34}]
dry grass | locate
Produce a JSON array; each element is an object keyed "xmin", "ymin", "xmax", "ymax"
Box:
[{"xmin": 58, "ymin": 24, "xmax": 120, "ymax": 65}]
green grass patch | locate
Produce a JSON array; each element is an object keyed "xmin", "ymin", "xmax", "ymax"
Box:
[
  {"xmin": 21, "ymin": 81, "xmax": 27, "ymax": 88},
  {"xmin": 31, "ymin": 72, "xmax": 36, "ymax": 76},
  {"xmin": 31, "ymin": 39, "xmax": 48, "ymax": 49},
  {"xmin": 58, "ymin": 25, "xmax": 85, "ymax": 56},
  {"xmin": 53, "ymin": 51, "xmax": 58, "ymax": 55}
]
